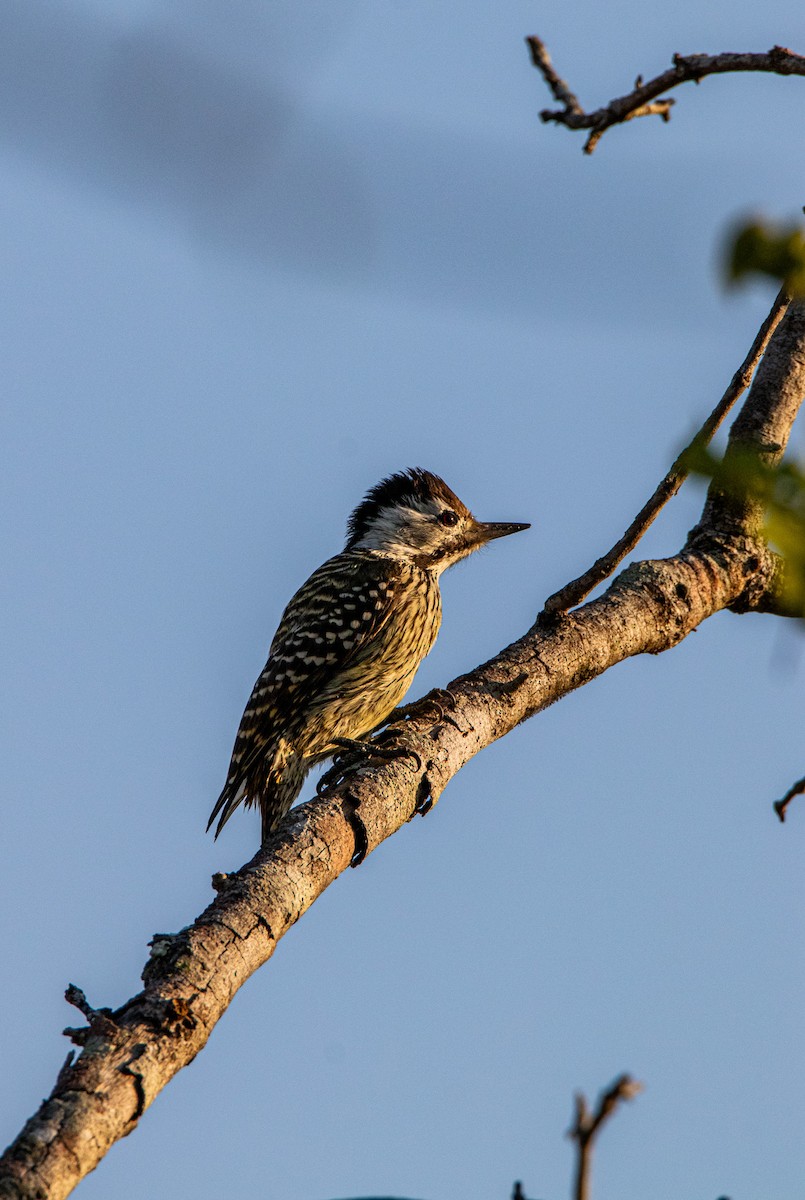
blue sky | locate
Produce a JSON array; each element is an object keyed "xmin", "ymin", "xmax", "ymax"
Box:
[{"xmin": 2, "ymin": 3, "xmax": 804, "ymax": 1198}]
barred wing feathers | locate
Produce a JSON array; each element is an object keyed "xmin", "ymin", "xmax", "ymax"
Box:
[{"xmin": 207, "ymin": 553, "xmax": 406, "ymax": 834}]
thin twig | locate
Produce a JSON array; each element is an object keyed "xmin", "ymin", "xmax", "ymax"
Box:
[
  {"xmin": 525, "ymin": 36, "xmax": 583, "ymax": 113},
  {"xmin": 774, "ymin": 774, "xmax": 805, "ymax": 822},
  {"xmin": 568, "ymin": 1075, "xmax": 643, "ymax": 1200},
  {"xmin": 541, "ymin": 288, "xmax": 790, "ymax": 618},
  {"xmin": 526, "ymin": 39, "xmax": 805, "ymax": 153}
]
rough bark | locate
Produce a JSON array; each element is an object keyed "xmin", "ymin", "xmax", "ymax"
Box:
[{"xmin": 2, "ymin": 302, "xmax": 804, "ymax": 1200}]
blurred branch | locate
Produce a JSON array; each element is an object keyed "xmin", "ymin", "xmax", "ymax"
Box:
[
  {"xmin": 526, "ymin": 39, "xmax": 805, "ymax": 153},
  {"xmin": 568, "ymin": 1075, "xmax": 643, "ymax": 1200},
  {"xmin": 774, "ymin": 775, "xmax": 805, "ymax": 822},
  {"xmin": 541, "ymin": 288, "xmax": 790, "ymax": 617}
]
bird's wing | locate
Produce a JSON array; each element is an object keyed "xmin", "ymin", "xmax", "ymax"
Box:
[{"xmin": 207, "ymin": 553, "xmax": 405, "ymax": 833}]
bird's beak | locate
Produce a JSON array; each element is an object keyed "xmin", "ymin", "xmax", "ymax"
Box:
[{"xmin": 473, "ymin": 521, "xmax": 531, "ymax": 544}]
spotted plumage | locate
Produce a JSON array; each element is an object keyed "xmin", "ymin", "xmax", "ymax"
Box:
[{"xmin": 208, "ymin": 469, "xmax": 529, "ymax": 843}]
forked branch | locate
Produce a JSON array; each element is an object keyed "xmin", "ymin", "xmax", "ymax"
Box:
[
  {"xmin": 541, "ymin": 288, "xmax": 790, "ymax": 616},
  {"xmin": 526, "ymin": 39, "xmax": 805, "ymax": 153},
  {"xmin": 569, "ymin": 1075, "xmax": 643, "ymax": 1200}
]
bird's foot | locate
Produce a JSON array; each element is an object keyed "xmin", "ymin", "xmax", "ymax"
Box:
[
  {"xmin": 375, "ymin": 687, "xmax": 458, "ymax": 731},
  {"xmin": 421, "ymin": 686, "xmax": 459, "ymax": 727},
  {"xmin": 316, "ymin": 736, "xmax": 422, "ymax": 795}
]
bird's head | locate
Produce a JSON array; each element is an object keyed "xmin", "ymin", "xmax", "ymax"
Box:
[{"xmin": 345, "ymin": 468, "xmax": 529, "ymax": 572}]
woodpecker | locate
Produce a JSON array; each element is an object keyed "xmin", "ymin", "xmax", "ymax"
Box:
[{"xmin": 208, "ymin": 468, "xmax": 529, "ymax": 843}]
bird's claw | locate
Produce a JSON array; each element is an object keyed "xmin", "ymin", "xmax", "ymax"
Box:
[
  {"xmin": 424, "ymin": 687, "xmax": 461, "ymax": 729},
  {"xmin": 316, "ymin": 753, "xmax": 351, "ymax": 795},
  {"xmin": 426, "ymin": 687, "xmax": 458, "ymax": 716},
  {"xmin": 316, "ymin": 736, "xmax": 422, "ymax": 795},
  {"xmin": 375, "ymin": 687, "xmax": 457, "ymax": 731}
]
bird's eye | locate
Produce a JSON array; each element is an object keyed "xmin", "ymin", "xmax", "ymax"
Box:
[{"xmin": 438, "ymin": 510, "xmax": 459, "ymax": 527}]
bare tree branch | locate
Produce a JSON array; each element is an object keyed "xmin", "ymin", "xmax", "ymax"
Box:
[
  {"xmin": 774, "ymin": 775, "xmax": 805, "ymax": 822},
  {"xmin": 541, "ymin": 287, "xmax": 791, "ymax": 616},
  {"xmin": 526, "ymin": 38, "xmax": 805, "ymax": 153},
  {"xmin": 568, "ymin": 1074, "xmax": 643, "ymax": 1200},
  {"xmin": 1, "ymin": 298, "xmax": 803, "ymax": 1200}
]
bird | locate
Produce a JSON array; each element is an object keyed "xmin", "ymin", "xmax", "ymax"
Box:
[{"xmin": 207, "ymin": 468, "xmax": 529, "ymax": 843}]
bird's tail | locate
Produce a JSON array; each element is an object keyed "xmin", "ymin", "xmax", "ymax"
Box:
[
  {"xmin": 259, "ymin": 759, "xmax": 309, "ymax": 843},
  {"xmin": 206, "ymin": 777, "xmax": 248, "ymax": 840},
  {"xmin": 207, "ymin": 757, "xmax": 310, "ymax": 843}
]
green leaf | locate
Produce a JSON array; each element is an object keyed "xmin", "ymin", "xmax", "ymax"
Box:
[
  {"xmin": 724, "ymin": 218, "xmax": 805, "ymax": 295},
  {"xmin": 684, "ymin": 445, "xmax": 805, "ymax": 617}
]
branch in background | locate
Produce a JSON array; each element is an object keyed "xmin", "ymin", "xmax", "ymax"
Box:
[
  {"xmin": 525, "ymin": 39, "xmax": 805, "ymax": 153},
  {"xmin": 568, "ymin": 1075, "xmax": 643, "ymax": 1200},
  {"xmin": 774, "ymin": 775, "xmax": 805, "ymax": 822},
  {"xmin": 541, "ymin": 288, "xmax": 790, "ymax": 617},
  {"xmin": 514, "ymin": 1075, "xmax": 641, "ymax": 1200}
]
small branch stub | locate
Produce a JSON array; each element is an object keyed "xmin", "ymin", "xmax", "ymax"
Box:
[
  {"xmin": 774, "ymin": 774, "xmax": 805, "ymax": 822},
  {"xmin": 64, "ymin": 985, "xmax": 96, "ymax": 1022}
]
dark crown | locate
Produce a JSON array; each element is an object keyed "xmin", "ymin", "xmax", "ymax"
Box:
[{"xmin": 345, "ymin": 468, "xmax": 469, "ymax": 548}]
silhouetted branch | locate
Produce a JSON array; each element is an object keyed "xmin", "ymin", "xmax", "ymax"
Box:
[
  {"xmin": 568, "ymin": 1075, "xmax": 643, "ymax": 1200},
  {"xmin": 526, "ymin": 38, "xmax": 805, "ymax": 153},
  {"xmin": 774, "ymin": 774, "xmax": 805, "ymax": 822}
]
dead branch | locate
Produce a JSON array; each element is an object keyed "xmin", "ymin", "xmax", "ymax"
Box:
[
  {"xmin": 568, "ymin": 1075, "xmax": 643, "ymax": 1200},
  {"xmin": 1, "ymin": 299, "xmax": 803, "ymax": 1200},
  {"xmin": 526, "ymin": 38, "xmax": 805, "ymax": 153},
  {"xmin": 774, "ymin": 775, "xmax": 805, "ymax": 822}
]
